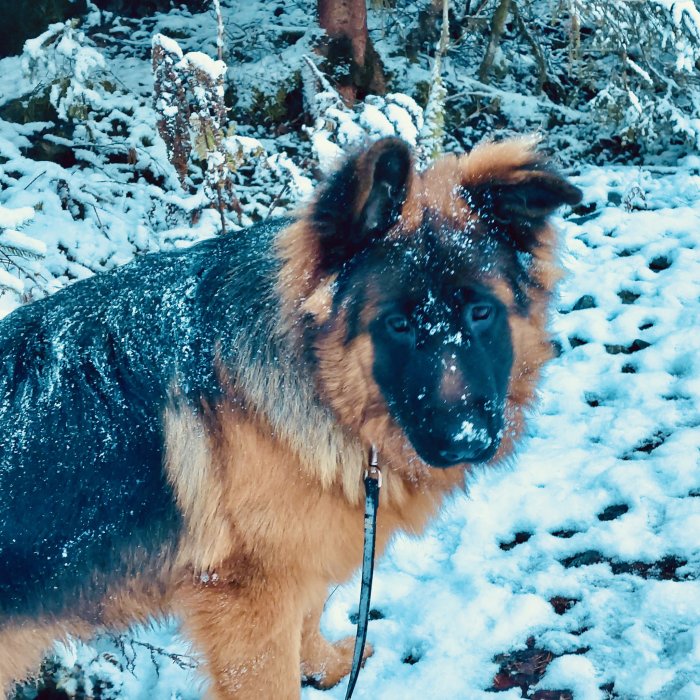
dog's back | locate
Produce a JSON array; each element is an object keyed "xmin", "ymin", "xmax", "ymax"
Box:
[{"xmin": 0, "ymin": 218, "xmax": 286, "ymax": 621}]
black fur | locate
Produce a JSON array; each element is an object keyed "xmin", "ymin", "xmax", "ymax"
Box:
[
  {"xmin": 0, "ymin": 218, "xmax": 289, "ymax": 619},
  {"xmin": 311, "ymin": 138, "xmax": 411, "ymax": 273},
  {"xmin": 465, "ymin": 164, "xmax": 582, "ymax": 252}
]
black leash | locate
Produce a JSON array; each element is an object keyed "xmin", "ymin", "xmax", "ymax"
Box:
[{"xmin": 344, "ymin": 445, "xmax": 381, "ymax": 700}]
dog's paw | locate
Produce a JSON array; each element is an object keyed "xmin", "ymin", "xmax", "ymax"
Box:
[{"xmin": 301, "ymin": 637, "xmax": 374, "ymax": 689}]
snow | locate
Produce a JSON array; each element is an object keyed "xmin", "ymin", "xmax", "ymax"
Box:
[
  {"xmin": 303, "ymin": 75, "xmax": 424, "ymax": 173},
  {"xmin": 0, "ymin": 204, "xmax": 34, "ymax": 229},
  {"xmin": 0, "ymin": 228, "xmax": 47, "ymax": 257},
  {"xmin": 23, "ymin": 22, "xmax": 67, "ymax": 59},
  {"xmin": 454, "ymin": 420, "xmax": 491, "ymax": 448},
  {"xmin": 0, "ymin": 270, "xmax": 24, "ymax": 294},
  {"xmin": 50, "ymin": 622, "xmax": 201, "ymax": 700},
  {"xmin": 152, "ymin": 33, "xmax": 184, "ymax": 58},
  {"xmin": 180, "ymin": 51, "xmax": 227, "ymax": 81},
  {"xmin": 312, "ymin": 131, "xmax": 343, "ymax": 174}
]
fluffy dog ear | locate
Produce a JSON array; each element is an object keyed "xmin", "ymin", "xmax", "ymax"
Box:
[
  {"xmin": 461, "ymin": 140, "xmax": 582, "ymax": 250},
  {"xmin": 487, "ymin": 169, "xmax": 583, "ymax": 223},
  {"xmin": 311, "ymin": 138, "xmax": 413, "ymax": 272}
]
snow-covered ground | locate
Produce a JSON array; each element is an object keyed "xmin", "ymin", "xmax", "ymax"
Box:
[{"xmin": 1, "ymin": 3, "xmax": 699, "ymax": 699}]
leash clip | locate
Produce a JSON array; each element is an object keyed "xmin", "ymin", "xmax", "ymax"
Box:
[{"xmin": 364, "ymin": 444, "xmax": 382, "ymax": 488}]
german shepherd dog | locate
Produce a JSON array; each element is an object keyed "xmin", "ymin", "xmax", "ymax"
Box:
[{"xmin": 0, "ymin": 138, "xmax": 581, "ymax": 698}]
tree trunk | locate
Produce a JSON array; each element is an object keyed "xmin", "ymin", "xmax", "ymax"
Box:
[{"xmin": 317, "ymin": 0, "xmax": 386, "ymax": 103}]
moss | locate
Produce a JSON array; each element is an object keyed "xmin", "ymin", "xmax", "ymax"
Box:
[
  {"xmin": 67, "ymin": 101, "xmax": 90, "ymax": 121},
  {"xmin": 413, "ymin": 80, "xmax": 431, "ymax": 108},
  {"xmin": 242, "ymin": 71, "xmax": 303, "ymax": 126},
  {"xmin": 0, "ymin": 92, "xmax": 58, "ymax": 124},
  {"xmin": 250, "ymin": 86, "xmax": 290, "ymax": 124}
]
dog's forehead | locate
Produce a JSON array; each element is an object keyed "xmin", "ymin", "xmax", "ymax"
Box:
[
  {"xmin": 398, "ymin": 153, "xmax": 467, "ymax": 224},
  {"xmin": 382, "ymin": 209, "xmax": 501, "ymax": 278},
  {"xmin": 384, "ymin": 158, "xmax": 507, "ymax": 276},
  {"xmin": 368, "ymin": 227, "xmax": 503, "ymax": 313},
  {"xmin": 345, "ymin": 159, "xmax": 516, "ymax": 313}
]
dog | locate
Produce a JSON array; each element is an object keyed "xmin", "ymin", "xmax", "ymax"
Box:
[{"xmin": 0, "ymin": 137, "xmax": 581, "ymax": 698}]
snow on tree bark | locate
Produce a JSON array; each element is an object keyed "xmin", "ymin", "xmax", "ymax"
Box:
[{"xmin": 418, "ymin": 0, "xmax": 451, "ymax": 165}]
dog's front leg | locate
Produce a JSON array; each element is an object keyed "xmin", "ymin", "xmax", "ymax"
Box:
[
  {"xmin": 300, "ymin": 588, "xmax": 373, "ymax": 689},
  {"xmin": 176, "ymin": 577, "xmax": 304, "ymax": 700}
]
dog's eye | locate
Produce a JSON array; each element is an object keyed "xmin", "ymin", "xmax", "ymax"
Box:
[
  {"xmin": 471, "ymin": 304, "xmax": 493, "ymax": 323},
  {"xmin": 386, "ymin": 314, "xmax": 412, "ymax": 336}
]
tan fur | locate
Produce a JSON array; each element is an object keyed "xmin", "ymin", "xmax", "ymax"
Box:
[
  {"xmin": 164, "ymin": 402, "xmax": 235, "ymax": 572},
  {"xmin": 300, "ymin": 600, "xmax": 373, "ymax": 688},
  {"xmin": 168, "ymin": 403, "xmax": 461, "ymax": 699},
  {"xmin": 398, "ymin": 154, "xmax": 476, "ymax": 233},
  {"xmin": 275, "ymin": 219, "xmax": 323, "ymax": 334},
  {"xmin": 458, "ymin": 136, "xmax": 542, "ymax": 187},
  {"xmin": 0, "ymin": 620, "xmax": 90, "ymax": 693},
  {"xmin": 1, "ymin": 140, "xmax": 567, "ymax": 699}
]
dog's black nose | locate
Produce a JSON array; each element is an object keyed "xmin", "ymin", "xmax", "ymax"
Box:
[
  {"xmin": 438, "ymin": 447, "xmax": 491, "ymax": 465},
  {"xmin": 438, "ymin": 450, "xmax": 463, "ymax": 464}
]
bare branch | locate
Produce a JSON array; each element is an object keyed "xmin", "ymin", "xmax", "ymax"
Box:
[
  {"xmin": 512, "ymin": 1, "xmax": 548, "ymax": 95},
  {"xmin": 478, "ymin": 0, "xmax": 511, "ymax": 84},
  {"xmin": 213, "ymin": 0, "xmax": 225, "ymax": 62}
]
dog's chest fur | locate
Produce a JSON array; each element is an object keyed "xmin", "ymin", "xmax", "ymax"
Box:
[{"xmin": 163, "ymin": 402, "xmax": 464, "ymax": 593}]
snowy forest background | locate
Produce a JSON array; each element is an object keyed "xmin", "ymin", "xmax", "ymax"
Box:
[{"xmin": 1, "ymin": 0, "xmax": 699, "ymax": 698}]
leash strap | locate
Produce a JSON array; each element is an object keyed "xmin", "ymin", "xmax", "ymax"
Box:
[{"xmin": 344, "ymin": 446, "xmax": 381, "ymax": 700}]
